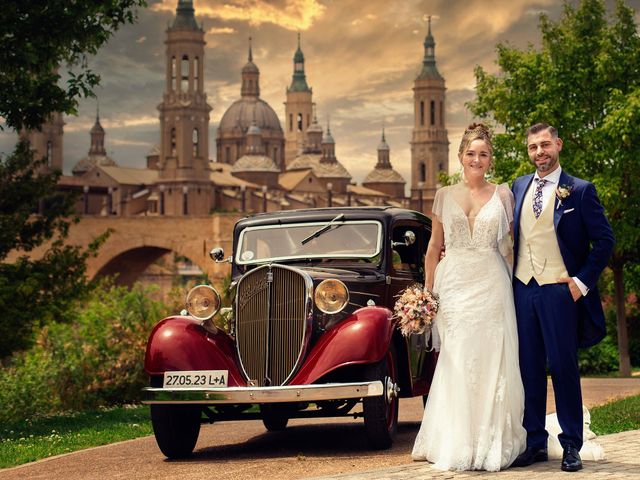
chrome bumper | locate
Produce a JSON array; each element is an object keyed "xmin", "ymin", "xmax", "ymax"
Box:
[{"xmin": 142, "ymin": 381, "xmax": 383, "ymax": 404}]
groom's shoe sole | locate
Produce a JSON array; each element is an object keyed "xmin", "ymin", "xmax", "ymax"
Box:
[{"xmin": 512, "ymin": 448, "xmax": 549, "ymax": 467}]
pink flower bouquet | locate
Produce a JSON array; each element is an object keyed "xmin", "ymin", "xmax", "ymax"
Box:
[{"xmin": 393, "ymin": 284, "xmax": 439, "ymax": 337}]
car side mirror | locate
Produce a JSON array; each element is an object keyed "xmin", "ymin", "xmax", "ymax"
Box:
[
  {"xmin": 392, "ymin": 230, "xmax": 416, "ymax": 248},
  {"xmin": 210, "ymin": 247, "xmax": 231, "ymax": 263},
  {"xmin": 404, "ymin": 230, "xmax": 416, "ymax": 246}
]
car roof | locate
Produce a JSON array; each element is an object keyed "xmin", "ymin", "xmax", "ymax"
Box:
[{"xmin": 234, "ymin": 206, "xmax": 430, "ymax": 230}]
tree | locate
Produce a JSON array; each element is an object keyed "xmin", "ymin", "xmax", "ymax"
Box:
[
  {"xmin": 0, "ymin": 1, "xmax": 145, "ymax": 357},
  {"xmin": 469, "ymin": 0, "xmax": 640, "ymax": 375},
  {"xmin": 0, "ymin": 1, "xmax": 146, "ymax": 132}
]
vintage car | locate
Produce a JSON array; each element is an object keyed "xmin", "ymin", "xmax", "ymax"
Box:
[{"xmin": 143, "ymin": 207, "xmax": 437, "ymax": 458}]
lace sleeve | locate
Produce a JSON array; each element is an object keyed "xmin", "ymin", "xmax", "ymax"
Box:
[
  {"xmin": 497, "ymin": 183, "xmax": 514, "ymax": 225},
  {"xmin": 432, "ymin": 186, "xmax": 447, "ymax": 222},
  {"xmin": 497, "ymin": 183, "xmax": 515, "ymax": 275}
]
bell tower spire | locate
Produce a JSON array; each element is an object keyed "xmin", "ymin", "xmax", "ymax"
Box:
[
  {"xmin": 284, "ymin": 32, "xmax": 313, "ymax": 166},
  {"xmin": 241, "ymin": 37, "xmax": 260, "ymax": 98},
  {"xmin": 411, "ymin": 16, "xmax": 448, "ymax": 215},
  {"xmin": 157, "ymin": 0, "xmax": 213, "ymax": 215}
]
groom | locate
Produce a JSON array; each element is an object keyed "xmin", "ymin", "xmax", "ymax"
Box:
[{"xmin": 511, "ymin": 123, "xmax": 614, "ymax": 472}]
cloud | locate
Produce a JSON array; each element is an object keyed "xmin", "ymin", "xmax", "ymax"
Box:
[
  {"xmin": 207, "ymin": 26, "xmax": 236, "ymax": 34},
  {"xmin": 152, "ymin": 0, "xmax": 326, "ymax": 30}
]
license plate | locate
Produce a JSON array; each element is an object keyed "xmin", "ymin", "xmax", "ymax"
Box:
[{"xmin": 163, "ymin": 370, "xmax": 228, "ymax": 388}]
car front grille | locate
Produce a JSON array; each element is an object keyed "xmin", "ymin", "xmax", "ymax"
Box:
[{"xmin": 235, "ymin": 265, "xmax": 312, "ymax": 386}]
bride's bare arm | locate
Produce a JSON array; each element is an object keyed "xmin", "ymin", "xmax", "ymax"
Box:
[{"xmin": 424, "ymin": 218, "xmax": 444, "ymax": 291}]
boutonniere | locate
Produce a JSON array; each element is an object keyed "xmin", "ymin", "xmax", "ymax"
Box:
[{"xmin": 556, "ymin": 184, "xmax": 572, "ymax": 209}]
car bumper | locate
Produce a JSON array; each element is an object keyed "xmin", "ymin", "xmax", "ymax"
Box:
[{"xmin": 142, "ymin": 381, "xmax": 383, "ymax": 404}]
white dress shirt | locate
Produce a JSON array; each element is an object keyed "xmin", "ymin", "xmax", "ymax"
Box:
[{"xmin": 526, "ymin": 166, "xmax": 589, "ymax": 296}]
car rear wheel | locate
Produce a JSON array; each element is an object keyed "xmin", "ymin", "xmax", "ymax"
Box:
[
  {"xmin": 362, "ymin": 344, "xmax": 399, "ymax": 449},
  {"xmin": 150, "ymin": 404, "xmax": 201, "ymax": 458},
  {"xmin": 260, "ymin": 404, "xmax": 290, "ymax": 431}
]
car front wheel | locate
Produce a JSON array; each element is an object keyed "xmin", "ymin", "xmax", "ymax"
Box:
[
  {"xmin": 150, "ymin": 404, "xmax": 201, "ymax": 458},
  {"xmin": 260, "ymin": 404, "xmax": 290, "ymax": 431},
  {"xmin": 362, "ymin": 344, "xmax": 399, "ymax": 449}
]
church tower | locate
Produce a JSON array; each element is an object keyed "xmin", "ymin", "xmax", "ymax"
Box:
[
  {"xmin": 156, "ymin": 0, "xmax": 213, "ymax": 215},
  {"xmin": 284, "ymin": 33, "xmax": 313, "ymax": 167},
  {"xmin": 22, "ymin": 112, "xmax": 64, "ymax": 173},
  {"xmin": 411, "ymin": 17, "xmax": 449, "ymax": 215}
]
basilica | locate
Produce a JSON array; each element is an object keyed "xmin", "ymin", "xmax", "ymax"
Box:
[{"xmin": 27, "ymin": 0, "xmax": 449, "ymax": 217}]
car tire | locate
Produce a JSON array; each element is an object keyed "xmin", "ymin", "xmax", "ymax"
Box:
[
  {"xmin": 362, "ymin": 344, "xmax": 398, "ymax": 449},
  {"xmin": 150, "ymin": 404, "xmax": 201, "ymax": 459},
  {"xmin": 260, "ymin": 404, "xmax": 290, "ymax": 431}
]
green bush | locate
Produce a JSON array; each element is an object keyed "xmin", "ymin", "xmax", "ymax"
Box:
[
  {"xmin": 578, "ymin": 334, "xmax": 619, "ymax": 375},
  {"xmin": 0, "ymin": 283, "xmax": 169, "ymax": 423}
]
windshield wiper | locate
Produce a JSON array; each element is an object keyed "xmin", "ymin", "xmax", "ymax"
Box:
[{"xmin": 301, "ymin": 213, "xmax": 345, "ymax": 245}]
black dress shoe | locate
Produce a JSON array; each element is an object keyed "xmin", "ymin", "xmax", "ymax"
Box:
[
  {"xmin": 511, "ymin": 447, "xmax": 548, "ymax": 467},
  {"xmin": 561, "ymin": 445, "xmax": 583, "ymax": 472}
]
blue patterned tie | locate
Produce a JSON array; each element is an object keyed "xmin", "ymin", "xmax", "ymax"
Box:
[{"xmin": 533, "ymin": 178, "xmax": 548, "ymax": 218}]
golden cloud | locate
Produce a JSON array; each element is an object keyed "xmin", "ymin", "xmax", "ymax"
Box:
[
  {"xmin": 207, "ymin": 26, "xmax": 236, "ymax": 34},
  {"xmin": 152, "ymin": 0, "xmax": 326, "ymax": 31}
]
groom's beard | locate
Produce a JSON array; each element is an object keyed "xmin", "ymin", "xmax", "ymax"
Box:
[{"xmin": 531, "ymin": 153, "xmax": 558, "ymax": 173}]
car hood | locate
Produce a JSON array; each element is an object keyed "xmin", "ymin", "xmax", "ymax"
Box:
[{"xmin": 295, "ymin": 265, "xmax": 384, "ymax": 282}]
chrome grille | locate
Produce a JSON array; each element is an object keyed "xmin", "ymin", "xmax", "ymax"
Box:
[{"xmin": 235, "ymin": 265, "xmax": 311, "ymax": 386}]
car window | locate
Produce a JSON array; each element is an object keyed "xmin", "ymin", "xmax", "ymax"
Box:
[
  {"xmin": 236, "ymin": 220, "xmax": 383, "ymax": 265},
  {"xmin": 391, "ymin": 225, "xmax": 424, "ymax": 281}
]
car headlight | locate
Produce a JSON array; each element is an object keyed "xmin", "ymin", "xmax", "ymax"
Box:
[
  {"xmin": 185, "ymin": 285, "xmax": 221, "ymax": 320},
  {"xmin": 315, "ymin": 279, "xmax": 349, "ymax": 314}
]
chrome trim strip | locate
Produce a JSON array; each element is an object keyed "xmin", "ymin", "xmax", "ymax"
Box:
[{"xmin": 142, "ymin": 381, "xmax": 384, "ymax": 404}]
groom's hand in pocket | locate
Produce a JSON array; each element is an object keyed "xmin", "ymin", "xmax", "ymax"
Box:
[{"xmin": 557, "ymin": 277, "xmax": 581, "ymax": 302}]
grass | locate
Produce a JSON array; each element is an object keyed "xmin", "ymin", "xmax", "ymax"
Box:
[
  {"xmin": 0, "ymin": 405, "xmax": 152, "ymax": 469},
  {"xmin": 590, "ymin": 394, "xmax": 640, "ymax": 435}
]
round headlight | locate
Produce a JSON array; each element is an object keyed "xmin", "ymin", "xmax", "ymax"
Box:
[
  {"xmin": 185, "ymin": 285, "xmax": 221, "ymax": 320},
  {"xmin": 315, "ymin": 279, "xmax": 349, "ymax": 314}
]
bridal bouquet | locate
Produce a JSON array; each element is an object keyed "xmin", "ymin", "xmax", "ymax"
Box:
[{"xmin": 393, "ymin": 284, "xmax": 440, "ymax": 337}]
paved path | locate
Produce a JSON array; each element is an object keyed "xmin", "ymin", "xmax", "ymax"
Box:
[
  {"xmin": 310, "ymin": 429, "xmax": 640, "ymax": 479},
  {"xmin": 312, "ymin": 377, "xmax": 640, "ymax": 480}
]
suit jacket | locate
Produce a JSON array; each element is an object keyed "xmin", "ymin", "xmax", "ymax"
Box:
[{"xmin": 512, "ymin": 170, "xmax": 615, "ymax": 348}]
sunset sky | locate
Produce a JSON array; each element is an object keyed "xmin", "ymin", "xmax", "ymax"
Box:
[{"xmin": 2, "ymin": 0, "xmax": 638, "ymax": 185}]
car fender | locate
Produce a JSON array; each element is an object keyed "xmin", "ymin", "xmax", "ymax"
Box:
[
  {"xmin": 144, "ymin": 316, "xmax": 246, "ymax": 387},
  {"xmin": 290, "ymin": 306, "xmax": 394, "ymax": 385}
]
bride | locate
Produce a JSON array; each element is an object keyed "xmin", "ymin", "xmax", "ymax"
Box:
[{"xmin": 411, "ymin": 123, "xmax": 527, "ymax": 471}]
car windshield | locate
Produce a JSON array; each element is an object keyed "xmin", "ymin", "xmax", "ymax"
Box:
[{"xmin": 236, "ymin": 220, "xmax": 383, "ymax": 265}]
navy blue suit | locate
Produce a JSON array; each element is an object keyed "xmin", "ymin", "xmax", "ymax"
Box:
[{"xmin": 512, "ymin": 170, "xmax": 614, "ymax": 451}]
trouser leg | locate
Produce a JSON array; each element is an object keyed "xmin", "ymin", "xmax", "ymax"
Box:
[
  {"xmin": 514, "ymin": 278, "xmax": 548, "ymax": 449},
  {"xmin": 537, "ymin": 283, "xmax": 583, "ymax": 450}
]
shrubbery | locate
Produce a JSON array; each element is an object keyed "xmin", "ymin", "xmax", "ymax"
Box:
[
  {"xmin": 0, "ymin": 283, "xmax": 169, "ymax": 424},
  {"xmin": 578, "ymin": 335, "xmax": 620, "ymax": 375}
]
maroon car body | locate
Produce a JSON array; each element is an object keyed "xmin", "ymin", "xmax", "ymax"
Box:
[{"xmin": 143, "ymin": 207, "xmax": 437, "ymax": 458}]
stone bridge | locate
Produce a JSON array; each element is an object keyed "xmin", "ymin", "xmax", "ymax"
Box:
[{"xmin": 13, "ymin": 214, "xmax": 242, "ymax": 287}]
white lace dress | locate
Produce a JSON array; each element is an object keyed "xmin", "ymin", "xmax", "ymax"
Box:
[{"xmin": 412, "ymin": 183, "xmax": 527, "ymax": 471}]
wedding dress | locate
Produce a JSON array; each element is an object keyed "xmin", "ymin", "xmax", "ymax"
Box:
[{"xmin": 412, "ymin": 183, "xmax": 527, "ymax": 471}]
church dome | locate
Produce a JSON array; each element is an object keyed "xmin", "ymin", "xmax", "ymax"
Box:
[
  {"xmin": 72, "ymin": 154, "xmax": 117, "ymax": 176},
  {"xmin": 218, "ymin": 98, "xmax": 282, "ymax": 133},
  {"xmin": 232, "ymin": 154, "xmax": 280, "ymax": 173},
  {"xmin": 288, "ymin": 154, "xmax": 351, "ymax": 180},
  {"xmin": 90, "ymin": 121, "xmax": 105, "ymax": 135},
  {"xmin": 242, "ymin": 60, "xmax": 259, "ymax": 74},
  {"xmin": 363, "ymin": 167, "xmax": 405, "ymax": 184}
]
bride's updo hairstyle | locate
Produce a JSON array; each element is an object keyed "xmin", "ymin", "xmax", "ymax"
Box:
[{"xmin": 458, "ymin": 122, "xmax": 493, "ymax": 159}]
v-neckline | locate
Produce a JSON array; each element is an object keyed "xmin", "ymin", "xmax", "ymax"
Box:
[{"xmin": 450, "ymin": 185, "xmax": 498, "ymax": 240}]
